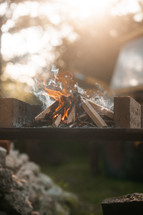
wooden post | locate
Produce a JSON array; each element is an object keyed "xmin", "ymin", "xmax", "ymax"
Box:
[
  {"xmin": 0, "ymin": 98, "xmax": 41, "ymax": 127},
  {"xmin": 102, "ymin": 193, "xmax": 143, "ymax": 215},
  {"xmin": 114, "ymin": 96, "xmax": 141, "ymax": 128}
]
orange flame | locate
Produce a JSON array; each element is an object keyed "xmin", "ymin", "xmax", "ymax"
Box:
[
  {"xmin": 62, "ymin": 107, "xmax": 70, "ymax": 121},
  {"xmin": 44, "ymin": 88, "xmax": 66, "ymax": 101},
  {"xmin": 43, "ymin": 80, "xmax": 71, "ymax": 122}
]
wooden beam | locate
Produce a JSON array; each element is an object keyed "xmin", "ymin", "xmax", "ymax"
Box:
[
  {"xmin": 82, "ymin": 99, "xmax": 107, "ymax": 128},
  {"xmin": 114, "ymin": 96, "xmax": 141, "ymax": 128},
  {"xmin": 67, "ymin": 105, "xmax": 76, "ymax": 124},
  {"xmin": 35, "ymin": 101, "xmax": 58, "ymax": 122},
  {"xmin": 0, "ymin": 98, "xmax": 41, "ymax": 128},
  {"xmin": 53, "ymin": 114, "xmax": 61, "ymax": 127},
  {"xmin": 87, "ymin": 99, "xmax": 114, "ymax": 119}
]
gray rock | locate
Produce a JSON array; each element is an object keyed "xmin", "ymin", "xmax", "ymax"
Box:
[
  {"xmin": 5, "ymin": 190, "xmax": 33, "ymax": 215},
  {"xmin": 36, "ymin": 173, "xmax": 54, "ymax": 190},
  {"xmin": 55, "ymin": 203, "xmax": 70, "ymax": 215},
  {"xmin": 0, "ymin": 147, "xmax": 6, "ymax": 168},
  {"xmin": 0, "ymin": 168, "xmax": 13, "ymax": 193},
  {"xmin": 6, "ymin": 151, "xmax": 29, "ymax": 173},
  {"xmin": 6, "ymin": 150, "xmax": 20, "ymax": 171},
  {"xmin": 17, "ymin": 169, "xmax": 36, "ymax": 181},
  {"xmin": 1, "ymin": 145, "xmax": 78, "ymax": 215},
  {"xmin": 17, "ymin": 162, "xmax": 40, "ymax": 177},
  {"xmin": 47, "ymin": 186, "xmax": 63, "ymax": 201}
]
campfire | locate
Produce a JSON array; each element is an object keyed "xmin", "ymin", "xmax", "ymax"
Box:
[
  {"xmin": 34, "ymin": 70, "xmax": 114, "ymax": 128},
  {"xmin": 0, "ymin": 69, "xmax": 142, "ymax": 129}
]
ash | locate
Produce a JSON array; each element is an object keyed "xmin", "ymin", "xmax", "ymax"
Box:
[{"xmin": 0, "ymin": 144, "xmax": 77, "ymax": 215}]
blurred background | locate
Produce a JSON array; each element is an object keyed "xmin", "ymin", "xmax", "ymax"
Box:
[
  {"xmin": 1, "ymin": 0, "xmax": 143, "ymax": 100},
  {"xmin": 1, "ymin": 0, "xmax": 143, "ymax": 215}
]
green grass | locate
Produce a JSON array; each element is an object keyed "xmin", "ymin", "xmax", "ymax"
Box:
[
  {"xmin": 16, "ymin": 140, "xmax": 143, "ymax": 215},
  {"xmin": 42, "ymin": 156, "xmax": 143, "ymax": 215}
]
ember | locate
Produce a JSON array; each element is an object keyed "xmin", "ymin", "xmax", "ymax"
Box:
[{"xmin": 34, "ymin": 70, "xmax": 114, "ymax": 128}]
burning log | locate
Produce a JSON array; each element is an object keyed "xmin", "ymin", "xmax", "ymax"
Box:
[
  {"xmin": 114, "ymin": 96, "xmax": 141, "ymax": 128},
  {"xmin": 87, "ymin": 99, "xmax": 114, "ymax": 119},
  {"xmin": 82, "ymin": 99, "xmax": 107, "ymax": 128},
  {"xmin": 67, "ymin": 104, "xmax": 76, "ymax": 124},
  {"xmin": 54, "ymin": 114, "xmax": 61, "ymax": 127},
  {"xmin": 35, "ymin": 101, "xmax": 58, "ymax": 122}
]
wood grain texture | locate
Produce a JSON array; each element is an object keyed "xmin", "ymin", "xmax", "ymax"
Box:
[
  {"xmin": 114, "ymin": 96, "xmax": 141, "ymax": 128},
  {"xmin": 82, "ymin": 99, "xmax": 107, "ymax": 127},
  {"xmin": 87, "ymin": 99, "xmax": 114, "ymax": 119}
]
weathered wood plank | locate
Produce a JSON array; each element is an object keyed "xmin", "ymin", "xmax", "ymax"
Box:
[
  {"xmin": 87, "ymin": 99, "xmax": 114, "ymax": 119},
  {"xmin": 35, "ymin": 101, "xmax": 58, "ymax": 121},
  {"xmin": 67, "ymin": 105, "xmax": 76, "ymax": 124},
  {"xmin": 82, "ymin": 99, "xmax": 107, "ymax": 127},
  {"xmin": 0, "ymin": 98, "xmax": 41, "ymax": 128},
  {"xmin": 53, "ymin": 114, "xmax": 61, "ymax": 127},
  {"xmin": 114, "ymin": 96, "xmax": 141, "ymax": 128}
]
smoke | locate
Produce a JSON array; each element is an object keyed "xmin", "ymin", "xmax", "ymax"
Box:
[{"xmin": 33, "ymin": 67, "xmax": 114, "ymax": 111}]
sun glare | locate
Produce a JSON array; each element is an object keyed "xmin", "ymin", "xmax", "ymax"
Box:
[
  {"xmin": 1, "ymin": 0, "xmax": 141, "ymax": 92},
  {"xmin": 63, "ymin": 0, "xmax": 111, "ymax": 19}
]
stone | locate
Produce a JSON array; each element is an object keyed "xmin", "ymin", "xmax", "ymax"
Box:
[
  {"xmin": 36, "ymin": 173, "xmax": 54, "ymax": 190},
  {"xmin": 47, "ymin": 186, "xmax": 63, "ymax": 201},
  {"xmin": 114, "ymin": 96, "xmax": 141, "ymax": 128},
  {"xmin": 6, "ymin": 150, "xmax": 20, "ymax": 171},
  {"xmin": 4, "ymin": 190, "xmax": 33, "ymax": 215},
  {"xmin": 6, "ymin": 151, "xmax": 29, "ymax": 173},
  {"xmin": 0, "ymin": 169, "xmax": 13, "ymax": 193},
  {"xmin": 1, "ymin": 144, "xmax": 78, "ymax": 215},
  {"xmin": 55, "ymin": 203, "xmax": 70, "ymax": 215},
  {"xmin": 17, "ymin": 162, "xmax": 40, "ymax": 177},
  {"xmin": 0, "ymin": 147, "xmax": 6, "ymax": 168}
]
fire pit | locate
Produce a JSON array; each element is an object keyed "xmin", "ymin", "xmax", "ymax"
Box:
[
  {"xmin": 0, "ymin": 127, "xmax": 143, "ymax": 141},
  {"xmin": 0, "ymin": 70, "xmax": 143, "ymax": 142},
  {"xmin": 0, "ymin": 97, "xmax": 143, "ymax": 141}
]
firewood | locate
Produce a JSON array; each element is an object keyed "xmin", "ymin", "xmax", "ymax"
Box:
[
  {"xmin": 69, "ymin": 122, "xmax": 77, "ymax": 128},
  {"xmin": 53, "ymin": 114, "xmax": 61, "ymax": 127},
  {"xmin": 67, "ymin": 105, "xmax": 76, "ymax": 124},
  {"xmin": 78, "ymin": 113, "xmax": 87, "ymax": 120},
  {"xmin": 35, "ymin": 101, "xmax": 58, "ymax": 121},
  {"xmin": 82, "ymin": 99, "xmax": 107, "ymax": 127},
  {"xmin": 114, "ymin": 96, "xmax": 141, "ymax": 128},
  {"xmin": 87, "ymin": 99, "xmax": 114, "ymax": 119}
]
